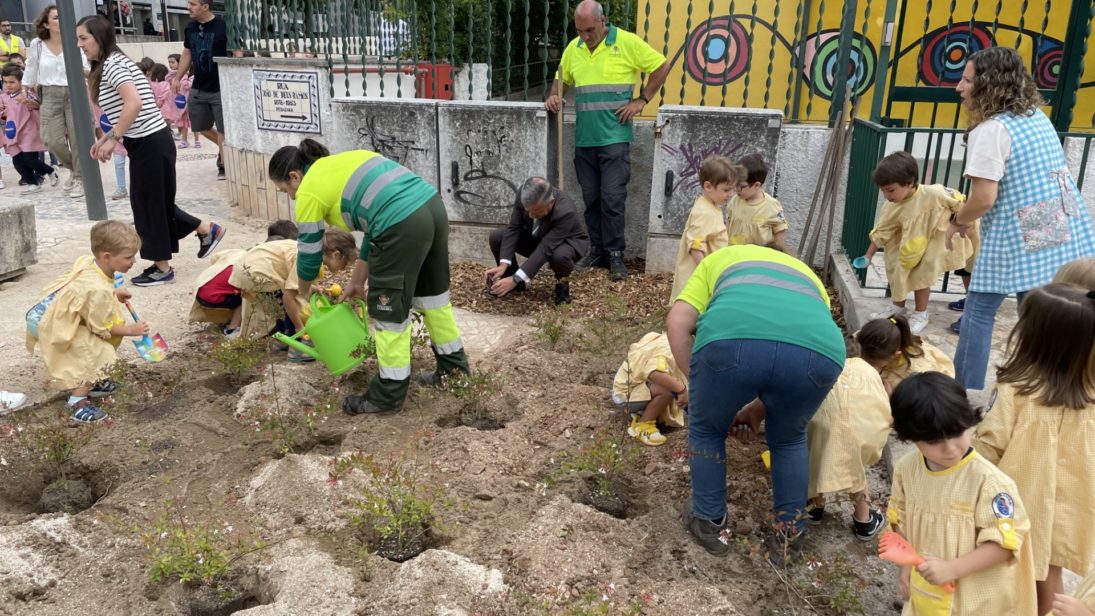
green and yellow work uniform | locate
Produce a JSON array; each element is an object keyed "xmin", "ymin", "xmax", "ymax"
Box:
[
  {"xmin": 556, "ymin": 24, "xmax": 665, "ymax": 255},
  {"xmin": 0, "ymin": 35, "xmax": 22, "ymax": 66},
  {"xmin": 295, "ymin": 150, "xmax": 469, "ymax": 411}
]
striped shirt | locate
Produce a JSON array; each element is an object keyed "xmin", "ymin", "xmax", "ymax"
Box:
[{"xmin": 98, "ymin": 52, "xmax": 165, "ymax": 139}]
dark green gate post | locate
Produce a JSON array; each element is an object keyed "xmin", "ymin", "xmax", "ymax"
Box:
[
  {"xmin": 828, "ymin": 0, "xmax": 859, "ymax": 127},
  {"xmin": 1051, "ymin": 0, "xmax": 1093, "ymax": 131}
]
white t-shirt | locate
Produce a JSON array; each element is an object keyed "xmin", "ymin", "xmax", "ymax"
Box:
[
  {"xmin": 964, "ymin": 118, "xmax": 1012, "ymax": 182},
  {"xmin": 23, "ymin": 38, "xmax": 90, "ymax": 87},
  {"xmin": 98, "ymin": 52, "xmax": 166, "ymax": 139}
]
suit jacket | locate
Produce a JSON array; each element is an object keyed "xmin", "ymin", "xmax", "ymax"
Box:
[{"xmin": 499, "ymin": 188, "xmax": 590, "ymax": 279}]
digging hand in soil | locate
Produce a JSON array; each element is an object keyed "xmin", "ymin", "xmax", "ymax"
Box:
[{"xmin": 730, "ymin": 398, "xmax": 765, "ymax": 443}]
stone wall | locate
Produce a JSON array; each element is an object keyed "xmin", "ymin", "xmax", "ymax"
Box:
[{"xmin": 217, "ymin": 57, "xmax": 840, "ymax": 269}]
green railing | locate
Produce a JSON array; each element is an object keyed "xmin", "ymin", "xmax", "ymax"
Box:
[
  {"xmin": 842, "ymin": 118, "xmax": 1095, "ymax": 290},
  {"xmin": 222, "ymin": 0, "xmax": 1095, "ymax": 129}
]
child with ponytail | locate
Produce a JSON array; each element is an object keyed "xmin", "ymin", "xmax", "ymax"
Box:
[
  {"xmin": 856, "ymin": 314, "xmax": 954, "ymax": 392},
  {"xmin": 973, "ymin": 283, "xmax": 1095, "ymax": 615}
]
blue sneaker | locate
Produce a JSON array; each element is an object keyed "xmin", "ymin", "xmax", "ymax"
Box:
[
  {"xmin": 948, "ymin": 298, "xmax": 966, "ymax": 312},
  {"xmin": 131, "ymin": 265, "xmax": 175, "ymax": 287},
  {"xmin": 950, "ymin": 318, "xmax": 961, "ymax": 333},
  {"xmin": 71, "ymin": 400, "xmax": 108, "ymax": 424},
  {"xmin": 197, "ymin": 223, "xmax": 226, "ymax": 258}
]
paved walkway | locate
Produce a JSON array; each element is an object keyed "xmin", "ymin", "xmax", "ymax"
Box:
[{"xmin": 0, "ymin": 148, "xmax": 528, "ymax": 408}]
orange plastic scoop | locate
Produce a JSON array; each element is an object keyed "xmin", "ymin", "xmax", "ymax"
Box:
[{"xmin": 879, "ymin": 531, "xmax": 956, "ymax": 593}]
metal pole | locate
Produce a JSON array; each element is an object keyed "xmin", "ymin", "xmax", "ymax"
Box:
[
  {"xmin": 57, "ymin": 1, "xmax": 107, "ymax": 220},
  {"xmin": 827, "ymin": 0, "xmax": 858, "ymax": 127},
  {"xmin": 1051, "ymin": 0, "xmax": 1093, "ymax": 131},
  {"xmin": 869, "ymin": 0, "xmax": 899, "ymax": 123}
]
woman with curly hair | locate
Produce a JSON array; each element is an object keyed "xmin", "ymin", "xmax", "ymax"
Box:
[{"xmin": 948, "ymin": 46, "xmax": 1095, "ymax": 391}]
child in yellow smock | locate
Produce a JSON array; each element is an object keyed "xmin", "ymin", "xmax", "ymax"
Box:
[
  {"xmin": 669, "ymin": 156, "xmax": 741, "ymax": 301},
  {"xmin": 1050, "ymin": 568, "xmax": 1095, "ymax": 615},
  {"xmin": 855, "ymin": 315, "xmax": 954, "ymax": 392},
  {"xmin": 862, "ymin": 151, "xmax": 976, "ymax": 335},
  {"xmin": 189, "ymin": 220, "xmax": 300, "ymax": 337},
  {"xmin": 806, "ymin": 336, "xmax": 890, "ymax": 540},
  {"xmin": 26, "ymin": 221, "xmax": 150, "ymax": 423},
  {"xmin": 611, "ymin": 332, "xmax": 687, "ymax": 447},
  {"xmin": 973, "ymin": 283, "xmax": 1095, "ymax": 616},
  {"xmin": 726, "ymin": 153, "xmax": 788, "ymax": 251},
  {"xmin": 228, "ymin": 230, "xmax": 357, "ymax": 358},
  {"xmin": 888, "ymin": 372, "xmax": 1037, "ymax": 615}
]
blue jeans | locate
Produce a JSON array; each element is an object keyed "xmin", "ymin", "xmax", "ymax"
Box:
[
  {"xmin": 688, "ymin": 339, "xmax": 841, "ymax": 534},
  {"xmin": 953, "ymin": 291, "xmax": 1026, "ymax": 390}
]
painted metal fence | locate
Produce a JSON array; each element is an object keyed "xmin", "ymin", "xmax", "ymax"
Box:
[
  {"xmin": 224, "ymin": 0, "xmax": 1095, "ymax": 130},
  {"xmin": 841, "ymin": 118, "xmax": 1095, "ymax": 290}
]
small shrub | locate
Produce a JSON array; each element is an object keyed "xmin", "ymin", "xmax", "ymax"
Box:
[
  {"xmin": 443, "ymin": 370, "xmax": 503, "ymax": 429},
  {"xmin": 557, "ymin": 427, "xmax": 640, "ymax": 496},
  {"xmin": 14, "ymin": 410, "xmax": 95, "ymax": 479},
  {"xmin": 212, "ymin": 336, "xmax": 267, "ymax": 384},
  {"xmin": 142, "ymin": 497, "xmax": 265, "ymax": 587},
  {"xmin": 534, "ymin": 304, "xmax": 570, "ymax": 348},
  {"xmin": 253, "ymin": 394, "xmax": 338, "ymax": 456},
  {"xmin": 329, "ymin": 452, "xmax": 452, "ymax": 562}
]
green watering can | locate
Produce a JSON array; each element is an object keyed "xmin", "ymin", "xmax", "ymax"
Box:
[{"xmin": 273, "ymin": 294, "xmax": 372, "ymax": 375}]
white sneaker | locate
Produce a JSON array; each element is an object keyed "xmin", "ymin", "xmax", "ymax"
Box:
[
  {"xmin": 69, "ymin": 180, "xmax": 84, "ymax": 198},
  {"xmin": 908, "ymin": 310, "xmax": 930, "ymax": 335},
  {"xmin": 0, "ymin": 390, "xmax": 27, "ymax": 414},
  {"xmin": 870, "ymin": 304, "xmax": 907, "ymax": 320},
  {"xmin": 21, "ymin": 184, "xmax": 42, "ymax": 194},
  {"xmin": 62, "ymin": 173, "xmax": 75, "ymax": 192},
  {"xmin": 111, "ymin": 187, "xmax": 128, "ymax": 200},
  {"xmin": 48, "ymin": 171, "xmax": 59, "ymax": 187}
]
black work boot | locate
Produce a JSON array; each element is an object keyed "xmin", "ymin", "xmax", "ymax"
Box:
[
  {"xmin": 608, "ymin": 251, "xmax": 628, "ymax": 281},
  {"xmin": 553, "ymin": 281, "xmax": 572, "ymax": 306},
  {"xmin": 574, "ymin": 251, "xmax": 606, "ymax": 273}
]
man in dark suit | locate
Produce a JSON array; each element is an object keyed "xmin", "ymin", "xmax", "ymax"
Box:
[{"xmin": 484, "ymin": 176, "xmax": 590, "ymax": 305}]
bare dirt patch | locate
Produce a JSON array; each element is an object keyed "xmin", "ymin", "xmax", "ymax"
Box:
[{"xmin": 0, "ymin": 262, "xmax": 895, "ymax": 615}]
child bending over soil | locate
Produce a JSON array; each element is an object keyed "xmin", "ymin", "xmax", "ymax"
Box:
[
  {"xmin": 611, "ymin": 331, "xmax": 687, "ymax": 446},
  {"xmin": 26, "ymin": 221, "xmax": 150, "ymax": 423},
  {"xmin": 804, "ymin": 336, "xmax": 890, "ymax": 541},
  {"xmin": 190, "ymin": 229, "xmax": 356, "ymax": 357}
]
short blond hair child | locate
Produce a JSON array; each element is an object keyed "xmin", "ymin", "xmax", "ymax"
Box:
[
  {"xmin": 669, "ymin": 156, "xmax": 742, "ymax": 301},
  {"xmin": 973, "ymin": 283, "xmax": 1095, "ymax": 615},
  {"xmin": 1054, "ymin": 257, "xmax": 1095, "ymax": 288},
  {"xmin": 611, "ymin": 332, "xmax": 687, "ymax": 446},
  {"xmin": 726, "ymin": 153, "xmax": 788, "ymax": 251},
  {"xmin": 26, "ymin": 221, "xmax": 150, "ymax": 423},
  {"xmin": 862, "ymin": 151, "xmax": 976, "ymax": 334}
]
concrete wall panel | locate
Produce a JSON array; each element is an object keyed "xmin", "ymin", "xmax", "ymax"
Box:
[
  {"xmin": 330, "ymin": 98, "xmax": 440, "ymax": 190},
  {"xmin": 437, "ymin": 101, "xmax": 549, "ymax": 226}
]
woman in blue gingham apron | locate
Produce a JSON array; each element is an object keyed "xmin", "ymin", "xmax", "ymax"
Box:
[{"xmin": 948, "ymin": 47, "xmax": 1095, "ymax": 390}]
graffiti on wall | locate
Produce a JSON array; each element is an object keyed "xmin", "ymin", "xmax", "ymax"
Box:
[
  {"xmin": 659, "ymin": 138, "xmax": 746, "ymax": 196},
  {"xmin": 357, "ymin": 115, "xmax": 427, "ymax": 165},
  {"xmin": 452, "ymin": 126, "xmax": 518, "ymax": 209}
]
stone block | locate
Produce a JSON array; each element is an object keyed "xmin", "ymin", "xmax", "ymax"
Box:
[
  {"xmin": 330, "ymin": 98, "xmax": 440, "ymax": 189},
  {"xmin": 645, "ymin": 107, "xmax": 782, "ymax": 271},
  {"xmin": 0, "ymin": 200, "xmax": 37, "ymax": 281},
  {"xmin": 438, "ymin": 101, "xmax": 549, "ymax": 227},
  {"xmin": 448, "ymin": 224, "xmax": 496, "ymax": 264}
]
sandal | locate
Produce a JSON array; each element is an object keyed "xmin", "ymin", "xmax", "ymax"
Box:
[
  {"xmin": 287, "ymin": 347, "xmax": 316, "ymax": 363},
  {"xmin": 71, "ymin": 400, "xmax": 108, "ymax": 424}
]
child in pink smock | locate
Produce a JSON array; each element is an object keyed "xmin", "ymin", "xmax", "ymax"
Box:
[
  {"xmin": 163, "ymin": 55, "xmax": 197, "ymax": 148},
  {"xmin": 0, "ymin": 64, "xmax": 56, "ymax": 193}
]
